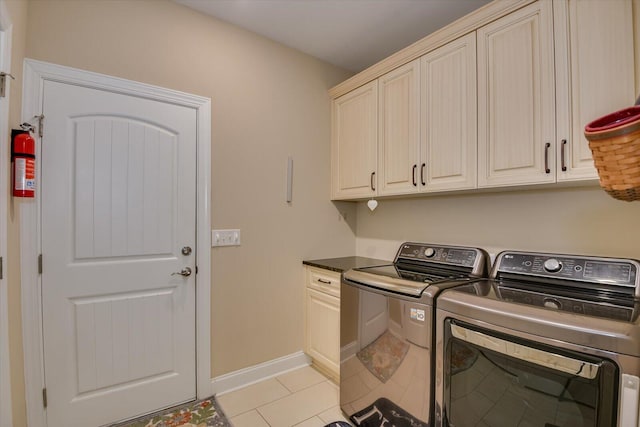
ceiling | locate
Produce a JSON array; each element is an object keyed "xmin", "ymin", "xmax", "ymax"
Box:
[{"xmin": 175, "ymin": 0, "xmax": 492, "ymax": 72}]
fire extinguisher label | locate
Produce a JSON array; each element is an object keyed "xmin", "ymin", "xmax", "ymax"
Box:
[{"xmin": 15, "ymin": 157, "xmax": 36, "ymax": 191}]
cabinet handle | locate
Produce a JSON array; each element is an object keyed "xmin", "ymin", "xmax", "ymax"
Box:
[
  {"xmin": 317, "ymin": 278, "xmax": 332, "ymax": 284},
  {"xmin": 561, "ymin": 139, "xmax": 567, "ymax": 172},
  {"xmin": 412, "ymin": 164, "xmax": 417, "ymax": 186},
  {"xmin": 370, "ymin": 172, "xmax": 376, "ymax": 191},
  {"xmin": 544, "ymin": 143, "xmax": 551, "ymax": 174},
  {"xmin": 421, "ymin": 163, "xmax": 426, "ymax": 186}
]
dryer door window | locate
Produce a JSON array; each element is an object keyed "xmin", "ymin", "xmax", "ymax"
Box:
[{"xmin": 443, "ymin": 320, "xmax": 618, "ymax": 427}]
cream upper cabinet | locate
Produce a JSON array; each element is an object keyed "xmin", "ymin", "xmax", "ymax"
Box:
[
  {"xmin": 331, "ymin": 81, "xmax": 378, "ymax": 200},
  {"xmin": 554, "ymin": 0, "xmax": 636, "ymax": 182},
  {"xmin": 378, "ymin": 60, "xmax": 421, "ymax": 196},
  {"xmin": 329, "ymin": 0, "xmax": 634, "ymax": 200},
  {"xmin": 477, "ymin": 1, "xmax": 556, "ymax": 188},
  {"xmin": 421, "ymin": 32, "xmax": 477, "ymax": 192},
  {"xmin": 376, "ymin": 37, "xmax": 478, "ymax": 196}
]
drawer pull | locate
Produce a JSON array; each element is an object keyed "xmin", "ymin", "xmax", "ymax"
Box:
[{"xmin": 317, "ymin": 278, "xmax": 332, "ymax": 284}]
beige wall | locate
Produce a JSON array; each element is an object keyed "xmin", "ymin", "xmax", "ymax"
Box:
[
  {"xmin": 355, "ymin": 186, "xmax": 640, "ymax": 261},
  {"xmin": 6, "ymin": 0, "xmax": 355, "ymax": 424},
  {"xmin": 6, "ymin": 0, "xmax": 640, "ymax": 425},
  {"xmin": 6, "ymin": 1, "xmax": 29, "ymax": 426},
  {"xmin": 25, "ymin": 0, "xmax": 356, "ymax": 373}
]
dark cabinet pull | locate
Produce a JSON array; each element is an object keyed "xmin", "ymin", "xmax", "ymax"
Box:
[
  {"xmin": 561, "ymin": 139, "xmax": 567, "ymax": 171},
  {"xmin": 412, "ymin": 165, "xmax": 417, "ymax": 186},
  {"xmin": 370, "ymin": 172, "xmax": 376, "ymax": 191},
  {"xmin": 421, "ymin": 163, "xmax": 426, "ymax": 186},
  {"xmin": 317, "ymin": 278, "xmax": 332, "ymax": 284},
  {"xmin": 544, "ymin": 143, "xmax": 551, "ymax": 174}
]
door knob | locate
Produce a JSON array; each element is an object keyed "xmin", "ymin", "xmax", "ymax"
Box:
[{"xmin": 172, "ymin": 267, "xmax": 192, "ymax": 277}]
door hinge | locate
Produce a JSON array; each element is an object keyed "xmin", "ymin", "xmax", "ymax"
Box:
[
  {"xmin": 0, "ymin": 72, "xmax": 15, "ymax": 98},
  {"xmin": 0, "ymin": 256, "xmax": 3, "ymax": 280},
  {"xmin": 37, "ymin": 114, "xmax": 44, "ymax": 138},
  {"xmin": 42, "ymin": 388, "xmax": 47, "ymax": 408},
  {"xmin": 38, "ymin": 254, "xmax": 42, "ymax": 275}
]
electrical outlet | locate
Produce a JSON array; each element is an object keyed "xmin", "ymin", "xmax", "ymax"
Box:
[{"xmin": 212, "ymin": 229, "xmax": 241, "ymax": 247}]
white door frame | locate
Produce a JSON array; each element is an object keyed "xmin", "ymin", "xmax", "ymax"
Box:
[
  {"xmin": 0, "ymin": 1, "xmax": 12, "ymax": 426},
  {"xmin": 20, "ymin": 59, "xmax": 212, "ymax": 427}
]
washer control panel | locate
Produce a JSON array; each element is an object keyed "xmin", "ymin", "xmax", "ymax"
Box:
[
  {"xmin": 396, "ymin": 243, "xmax": 479, "ymax": 268},
  {"xmin": 498, "ymin": 252, "xmax": 639, "ymax": 288}
]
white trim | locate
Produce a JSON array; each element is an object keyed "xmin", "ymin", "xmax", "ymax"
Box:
[
  {"xmin": 388, "ymin": 318, "xmax": 402, "ymax": 337},
  {"xmin": 21, "ymin": 59, "xmax": 212, "ymax": 427},
  {"xmin": 340, "ymin": 341, "xmax": 358, "ymax": 362},
  {"xmin": 0, "ymin": 2, "xmax": 12, "ymax": 426},
  {"xmin": 212, "ymin": 352, "xmax": 311, "ymax": 396}
]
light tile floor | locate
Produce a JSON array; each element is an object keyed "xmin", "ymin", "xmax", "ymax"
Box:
[{"xmin": 217, "ymin": 366, "xmax": 351, "ymax": 427}]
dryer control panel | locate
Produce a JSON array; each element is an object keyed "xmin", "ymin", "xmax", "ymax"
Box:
[{"xmin": 496, "ymin": 252, "xmax": 639, "ymax": 290}]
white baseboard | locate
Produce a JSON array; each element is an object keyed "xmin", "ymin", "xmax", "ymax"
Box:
[
  {"xmin": 340, "ymin": 340, "xmax": 358, "ymax": 361},
  {"xmin": 212, "ymin": 351, "xmax": 311, "ymax": 396},
  {"xmin": 388, "ymin": 319, "xmax": 402, "ymax": 337}
]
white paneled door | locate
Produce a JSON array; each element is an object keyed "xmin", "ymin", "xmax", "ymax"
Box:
[
  {"xmin": 358, "ymin": 290, "xmax": 388, "ymax": 349},
  {"xmin": 41, "ymin": 80, "xmax": 197, "ymax": 427}
]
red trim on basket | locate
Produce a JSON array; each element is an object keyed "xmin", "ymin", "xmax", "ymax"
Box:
[{"xmin": 585, "ymin": 106, "xmax": 640, "ymax": 132}]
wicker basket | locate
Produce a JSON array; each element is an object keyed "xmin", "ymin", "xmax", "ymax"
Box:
[{"xmin": 584, "ymin": 106, "xmax": 640, "ymax": 201}]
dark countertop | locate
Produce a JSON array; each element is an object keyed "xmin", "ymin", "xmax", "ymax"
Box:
[{"xmin": 303, "ymin": 256, "xmax": 390, "ymax": 273}]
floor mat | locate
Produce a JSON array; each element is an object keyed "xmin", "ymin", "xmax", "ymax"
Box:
[
  {"xmin": 357, "ymin": 331, "xmax": 409, "ymax": 383},
  {"xmin": 450, "ymin": 340, "xmax": 479, "ymax": 375},
  {"xmin": 107, "ymin": 396, "xmax": 231, "ymax": 427},
  {"xmin": 350, "ymin": 397, "xmax": 427, "ymax": 427}
]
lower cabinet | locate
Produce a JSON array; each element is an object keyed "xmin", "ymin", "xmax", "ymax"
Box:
[{"xmin": 304, "ymin": 266, "xmax": 340, "ymax": 382}]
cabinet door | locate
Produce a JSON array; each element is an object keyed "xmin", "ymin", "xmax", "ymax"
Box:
[
  {"xmin": 331, "ymin": 81, "xmax": 378, "ymax": 200},
  {"xmin": 378, "ymin": 60, "xmax": 420, "ymax": 196},
  {"xmin": 477, "ymin": 1, "xmax": 556, "ymax": 188},
  {"xmin": 555, "ymin": 0, "xmax": 636, "ymax": 182},
  {"xmin": 421, "ymin": 33, "xmax": 477, "ymax": 192},
  {"xmin": 305, "ymin": 288, "xmax": 340, "ymax": 376}
]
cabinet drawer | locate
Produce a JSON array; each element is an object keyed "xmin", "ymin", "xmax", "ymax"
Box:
[{"xmin": 306, "ymin": 267, "xmax": 341, "ymax": 298}]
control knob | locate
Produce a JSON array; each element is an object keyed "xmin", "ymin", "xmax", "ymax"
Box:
[
  {"xmin": 543, "ymin": 298, "xmax": 561, "ymax": 310},
  {"xmin": 424, "ymin": 247, "xmax": 436, "ymax": 258},
  {"xmin": 543, "ymin": 258, "xmax": 562, "ymax": 273}
]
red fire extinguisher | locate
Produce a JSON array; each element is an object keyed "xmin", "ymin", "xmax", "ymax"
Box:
[{"xmin": 12, "ymin": 129, "xmax": 36, "ymax": 198}]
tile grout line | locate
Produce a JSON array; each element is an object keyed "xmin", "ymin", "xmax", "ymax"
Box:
[
  {"xmin": 226, "ymin": 378, "xmax": 294, "ymax": 422},
  {"xmin": 256, "ymin": 409, "xmax": 272, "ymax": 427},
  {"xmin": 222, "ymin": 368, "xmax": 340, "ymax": 427},
  {"xmin": 220, "ymin": 375, "xmax": 296, "ymax": 419},
  {"xmin": 276, "ymin": 374, "xmax": 332, "ymax": 395},
  {"xmin": 255, "ymin": 379, "xmax": 338, "ymax": 426}
]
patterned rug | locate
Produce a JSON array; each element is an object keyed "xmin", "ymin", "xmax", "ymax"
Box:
[
  {"xmin": 357, "ymin": 331, "xmax": 409, "ymax": 383},
  {"xmin": 450, "ymin": 340, "xmax": 479, "ymax": 375},
  {"xmin": 107, "ymin": 396, "xmax": 231, "ymax": 427},
  {"xmin": 350, "ymin": 397, "xmax": 427, "ymax": 427}
]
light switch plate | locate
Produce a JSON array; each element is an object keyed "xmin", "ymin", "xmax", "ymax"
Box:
[{"xmin": 212, "ymin": 229, "xmax": 241, "ymax": 247}]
